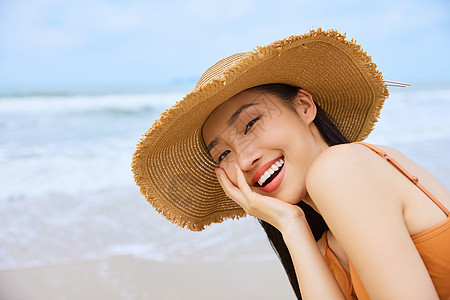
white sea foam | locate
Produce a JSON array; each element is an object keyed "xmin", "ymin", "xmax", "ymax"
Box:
[
  {"xmin": 0, "ymin": 92, "xmax": 183, "ymax": 201},
  {"xmin": 0, "ymin": 92, "xmax": 182, "ymax": 114},
  {"xmin": 0, "ymin": 88, "xmax": 449, "ymax": 270}
]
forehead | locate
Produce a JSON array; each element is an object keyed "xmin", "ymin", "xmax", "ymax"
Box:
[
  {"xmin": 202, "ymin": 90, "xmax": 262, "ymax": 141},
  {"xmin": 212, "ymin": 90, "xmax": 260, "ymax": 119}
]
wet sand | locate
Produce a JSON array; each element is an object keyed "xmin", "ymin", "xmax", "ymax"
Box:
[{"xmin": 0, "ymin": 256, "xmax": 296, "ymax": 300}]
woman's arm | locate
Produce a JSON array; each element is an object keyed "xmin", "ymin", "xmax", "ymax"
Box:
[
  {"xmin": 281, "ymin": 218, "xmax": 346, "ymax": 299},
  {"xmin": 216, "ymin": 164, "xmax": 346, "ymax": 299},
  {"xmin": 306, "ymin": 144, "xmax": 439, "ymax": 300}
]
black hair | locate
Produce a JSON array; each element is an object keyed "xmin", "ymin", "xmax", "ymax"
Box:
[{"xmin": 249, "ymin": 83, "xmax": 349, "ymax": 299}]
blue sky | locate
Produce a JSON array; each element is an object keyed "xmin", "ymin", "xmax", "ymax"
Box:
[{"xmin": 0, "ymin": 0, "xmax": 449, "ymax": 94}]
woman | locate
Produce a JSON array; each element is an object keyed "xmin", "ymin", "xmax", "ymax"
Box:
[{"xmin": 132, "ymin": 29, "xmax": 450, "ymax": 299}]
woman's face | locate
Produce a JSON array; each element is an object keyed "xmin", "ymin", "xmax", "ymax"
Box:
[{"xmin": 202, "ymin": 89, "xmax": 327, "ymax": 204}]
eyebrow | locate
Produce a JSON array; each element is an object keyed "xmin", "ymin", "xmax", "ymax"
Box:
[
  {"xmin": 206, "ymin": 138, "xmax": 218, "ymax": 154},
  {"xmin": 206, "ymin": 103, "xmax": 258, "ymax": 154},
  {"xmin": 227, "ymin": 103, "xmax": 258, "ymax": 126}
]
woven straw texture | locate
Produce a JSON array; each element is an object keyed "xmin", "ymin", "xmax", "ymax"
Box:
[{"xmin": 132, "ymin": 28, "xmax": 389, "ymax": 231}]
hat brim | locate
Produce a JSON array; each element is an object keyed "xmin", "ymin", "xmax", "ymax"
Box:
[{"xmin": 132, "ymin": 28, "xmax": 389, "ymax": 231}]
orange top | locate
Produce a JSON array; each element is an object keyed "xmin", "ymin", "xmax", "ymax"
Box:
[{"xmin": 322, "ymin": 142, "xmax": 450, "ymax": 300}]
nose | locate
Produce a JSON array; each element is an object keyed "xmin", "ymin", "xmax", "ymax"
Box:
[{"xmin": 235, "ymin": 143, "xmax": 261, "ymax": 172}]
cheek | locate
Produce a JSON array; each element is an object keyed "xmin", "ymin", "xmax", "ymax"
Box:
[
  {"xmin": 257, "ymin": 119, "xmax": 307, "ymax": 152},
  {"xmin": 255, "ymin": 122, "xmax": 289, "ymax": 146}
]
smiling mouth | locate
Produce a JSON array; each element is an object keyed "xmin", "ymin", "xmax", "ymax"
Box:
[{"xmin": 254, "ymin": 157, "xmax": 285, "ymax": 187}]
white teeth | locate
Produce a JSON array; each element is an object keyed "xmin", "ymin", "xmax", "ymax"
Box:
[{"xmin": 257, "ymin": 158, "xmax": 284, "ymax": 186}]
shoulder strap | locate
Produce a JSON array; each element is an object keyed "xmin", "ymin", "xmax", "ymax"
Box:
[
  {"xmin": 322, "ymin": 230, "xmax": 329, "ymax": 249},
  {"xmin": 355, "ymin": 142, "xmax": 449, "ymax": 216}
]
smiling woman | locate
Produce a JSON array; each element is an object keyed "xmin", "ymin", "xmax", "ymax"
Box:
[{"xmin": 132, "ymin": 29, "xmax": 450, "ymax": 299}]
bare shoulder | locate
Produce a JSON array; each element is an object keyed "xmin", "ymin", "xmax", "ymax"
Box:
[
  {"xmin": 306, "ymin": 142, "xmax": 430, "ymax": 188},
  {"xmin": 356, "ymin": 144, "xmax": 449, "ymax": 207},
  {"xmin": 305, "ymin": 143, "xmax": 406, "ymax": 212},
  {"xmin": 306, "ymin": 143, "xmax": 384, "ymax": 187},
  {"xmin": 377, "ymin": 144, "xmax": 449, "ymax": 192}
]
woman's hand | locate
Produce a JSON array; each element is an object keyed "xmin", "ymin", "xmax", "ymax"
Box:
[{"xmin": 215, "ymin": 163, "xmax": 306, "ymax": 233}]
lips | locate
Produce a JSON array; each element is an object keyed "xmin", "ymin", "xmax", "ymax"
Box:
[
  {"xmin": 251, "ymin": 156, "xmax": 286, "ymax": 193},
  {"xmin": 257, "ymin": 158, "xmax": 284, "ymax": 186}
]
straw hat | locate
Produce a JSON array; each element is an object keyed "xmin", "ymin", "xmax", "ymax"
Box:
[{"xmin": 132, "ymin": 28, "xmax": 389, "ymax": 231}]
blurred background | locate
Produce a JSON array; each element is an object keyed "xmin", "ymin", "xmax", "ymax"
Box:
[
  {"xmin": 0, "ymin": 0, "xmax": 449, "ymax": 299},
  {"xmin": 1, "ymin": 0, "xmax": 449, "ymax": 94}
]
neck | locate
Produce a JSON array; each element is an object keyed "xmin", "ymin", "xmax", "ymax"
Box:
[
  {"xmin": 302, "ymin": 123, "xmax": 329, "ymax": 215},
  {"xmin": 310, "ymin": 122, "xmax": 330, "ymax": 153}
]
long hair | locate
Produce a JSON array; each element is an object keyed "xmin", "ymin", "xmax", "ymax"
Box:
[{"xmin": 249, "ymin": 84, "xmax": 349, "ymax": 299}]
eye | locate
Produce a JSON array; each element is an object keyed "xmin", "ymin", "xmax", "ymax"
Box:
[
  {"xmin": 218, "ymin": 150, "xmax": 231, "ymax": 164},
  {"xmin": 244, "ymin": 117, "xmax": 260, "ymax": 134}
]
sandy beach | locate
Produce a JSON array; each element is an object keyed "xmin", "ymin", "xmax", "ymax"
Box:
[{"xmin": 0, "ymin": 256, "xmax": 296, "ymax": 300}]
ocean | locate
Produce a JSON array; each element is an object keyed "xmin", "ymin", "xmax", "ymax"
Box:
[{"xmin": 0, "ymin": 87, "xmax": 449, "ymax": 271}]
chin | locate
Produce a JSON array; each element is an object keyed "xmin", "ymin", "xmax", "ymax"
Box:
[
  {"xmin": 284, "ymin": 197, "xmax": 303, "ymax": 205},
  {"xmin": 281, "ymin": 189, "xmax": 306, "ymax": 205},
  {"xmin": 273, "ymin": 190, "xmax": 304, "ymax": 205},
  {"xmin": 254, "ymin": 186, "xmax": 304, "ymax": 205}
]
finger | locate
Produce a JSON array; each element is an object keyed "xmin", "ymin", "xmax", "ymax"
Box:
[
  {"xmin": 234, "ymin": 163, "xmax": 253, "ymax": 200},
  {"xmin": 215, "ymin": 168, "xmax": 246, "ymax": 205}
]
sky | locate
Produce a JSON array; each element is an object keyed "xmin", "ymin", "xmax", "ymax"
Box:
[{"xmin": 0, "ymin": 0, "xmax": 449, "ymax": 94}]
